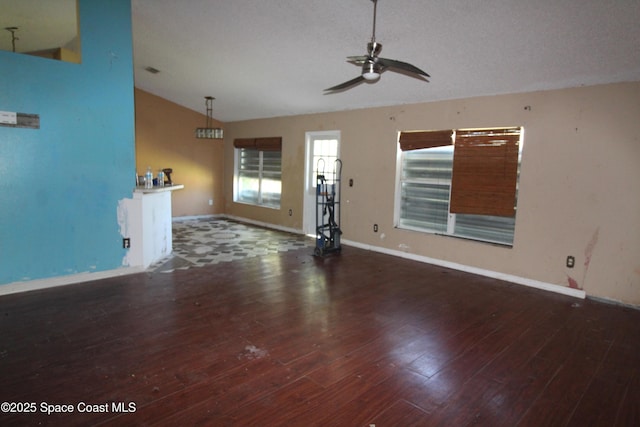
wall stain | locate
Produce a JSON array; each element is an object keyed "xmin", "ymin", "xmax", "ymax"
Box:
[
  {"xmin": 584, "ymin": 228, "xmax": 600, "ymax": 269},
  {"xmin": 580, "ymin": 227, "xmax": 600, "ymax": 290},
  {"xmin": 567, "ymin": 276, "xmax": 581, "ymax": 289},
  {"xmin": 565, "ymin": 228, "xmax": 600, "ymax": 291}
]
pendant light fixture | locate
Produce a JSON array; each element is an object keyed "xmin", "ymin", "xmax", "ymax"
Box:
[{"xmin": 195, "ymin": 96, "xmax": 223, "ymax": 139}]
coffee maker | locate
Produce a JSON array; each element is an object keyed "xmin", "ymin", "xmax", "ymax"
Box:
[{"xmin": 162, "ymin": 168, "xmax": 173, "ymax": 185}]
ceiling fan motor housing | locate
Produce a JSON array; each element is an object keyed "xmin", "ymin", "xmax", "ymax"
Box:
[
  {"xmin": 363, "ymin": 41, "xmax": 383, "ymax": 80},
  {"xmin": 362, "ymin": 59, "xmax": 381, "ymax": 80},
  {"xmin": 367, "ymin": 41, "xmax": 382, "ymax": 56}
]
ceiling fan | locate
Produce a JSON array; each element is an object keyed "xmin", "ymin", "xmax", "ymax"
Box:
[{"xmin": 324, "ymin": 0, "xmax": 430, "ymax": 93}]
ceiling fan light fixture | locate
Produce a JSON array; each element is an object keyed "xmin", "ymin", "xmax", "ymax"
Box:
[
  {"xmin": 362, "ymin": 61, "xmax": 380, "ymax": 81},
  {"xmin": 362, "ymin": 71, "xmax": 380, "ymax": 81}
]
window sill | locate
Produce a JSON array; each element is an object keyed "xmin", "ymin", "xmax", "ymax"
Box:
[
  {"xmin": 233, "ymin": 200, "xmax": 281, "ymax": 210},
  {"xmin": 395, "ymin": 225, "xmax": 514, "ymax": 248}
]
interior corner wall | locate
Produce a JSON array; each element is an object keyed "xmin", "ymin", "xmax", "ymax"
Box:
[
  {"xmin": 0, "ymin": 0, "xmax": 135, "ymax": 285},
  {"xmin": 224, "ymin": 82, "xmax": 640, "ymax": 306},
  {"xmin": 134, "ymin": 89, "xmax": 225, "ymax": 218}
]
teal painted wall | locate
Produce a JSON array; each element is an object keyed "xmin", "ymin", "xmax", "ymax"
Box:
[{"xmin": 0, "ymin": 0, "xmax": 135, "ymax": 284}]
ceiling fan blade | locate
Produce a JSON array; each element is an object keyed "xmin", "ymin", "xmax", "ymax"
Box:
[
  {"xmin": 377, "ymin": 57, "xmax": 430, "ymax": 78},
  {"xmin": 324, "ymin": 75, "xmax": 366, "ymax": 92},
  {"xmin": 346, "ymin": 55, "xmax": 368, "ymax": 65}
]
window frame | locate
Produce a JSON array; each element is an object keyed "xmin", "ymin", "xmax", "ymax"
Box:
[
  {"xmin": 394, "ymin": 127, "xmax": 523, "ymax": 246},
  {"xmin": 234, "ymin": 146, "xmax": 282, "ymax": 209}
]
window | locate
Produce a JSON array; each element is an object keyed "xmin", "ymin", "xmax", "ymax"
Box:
[
  {"xmin": 396, "ymin": 127, "xmax": 522, "ymax": 246},
  {"xmin": 234, "ymin": 137, "xmax": 282, "ymax": 208},
  {"xmin": 310, "ymin": 137, "xmax": 339, "ymax": 190}
]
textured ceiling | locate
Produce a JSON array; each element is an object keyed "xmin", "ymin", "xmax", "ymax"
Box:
[
  {"xmin": 5, "ymin": 1, "xmax": 640, "ymax": 123},
  {"xmin": 131, "ymin": 0, "xmax": 640, "ymax": 122}
]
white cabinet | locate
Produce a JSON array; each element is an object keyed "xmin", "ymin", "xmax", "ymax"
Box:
[{"xmin": 120, "ymin": 185, "xmax": 183, "ymax": 268}]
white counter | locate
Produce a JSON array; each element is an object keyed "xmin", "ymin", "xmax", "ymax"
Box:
[{"xmin": 134, "ymin": 184, "xmax": 185, "ymax": 194}]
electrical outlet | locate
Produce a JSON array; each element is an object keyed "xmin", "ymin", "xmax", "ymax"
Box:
[
  {"xmin": 208, "ymin": 199, "xmax": 213, "ymax": 206},
  {"xmin": 288, "ymin": 209, "xmax": 293, "ymax": 216},
  {"xmin": 123, "ymin": 238, "xmax": 130, "ymax": 249},
  {"xmin": 566, "ymin": 255, "xmax": 575, "ymax": 268},
  {"xmin": 373, "ymin": 224, "xmax": 378, "ymax": 232}
]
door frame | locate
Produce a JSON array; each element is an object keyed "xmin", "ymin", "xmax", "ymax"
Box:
[{"xmin": 303, "ymin": 130, "xmax": 341, "ymax": 236}]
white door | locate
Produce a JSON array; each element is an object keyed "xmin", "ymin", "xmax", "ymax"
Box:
[{"xmin": 303, "ymin": 131, "xmax": 340, "ymax": 236}]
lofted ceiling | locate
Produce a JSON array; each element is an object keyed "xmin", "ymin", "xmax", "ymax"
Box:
[
  {"xmin": 131, "ymin": 0, "xmax": 640, "ymax": 122},
  {"xmin": 4, "ymin": 1, "xmax": 640, "ymax": 123}
]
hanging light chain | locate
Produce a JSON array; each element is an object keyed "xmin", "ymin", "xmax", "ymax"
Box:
[{"xmin": 205, "ymin": 96, "xmax": 214, "ymax": 129}]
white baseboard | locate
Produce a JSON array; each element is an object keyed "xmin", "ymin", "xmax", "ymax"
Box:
[
  {"xmin": 342, "ymin": 239, "xmax": 586, "ymax": 300},
  {"xmin": 587, "ymin": 295, "xmax": 640, "ymax": 310},
  {"xmin": 173, "ymin": 214, "xmax": 222, "ymax": 222},
  {"xmin": 222, "ymin": 214, "xmax": 303, "ymax": 235},
  {"xmin": 0, "ymin": 266, "xmax": 146, "ymax": 297}
]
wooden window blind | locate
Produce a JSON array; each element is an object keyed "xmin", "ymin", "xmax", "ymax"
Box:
[
  {"xmin": 233, "ymin": 137, "xmax": 282, "ymax": 151},
  {"xmin": 233, "ymin": 138, "xmax": 256, "ymax": 149},
  {"xmin": 449, "ymin": 128, "xmax": 520, "ymax": 217},
  {"xmin": 255, "ymin": 137, "xmax": 282, "ymax": 151},
  {"xmin": 399, "ymin": 130, "xmax": 453, "ymax": 151}
]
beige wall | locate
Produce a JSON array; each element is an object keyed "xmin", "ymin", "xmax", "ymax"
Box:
[
  {"xmin": 224, "ymin": 82, "xmax": 640, "ymax": 305},
  {"xmin": 135, "ymin": 88, "xmax": 225, "ymax": 217}
]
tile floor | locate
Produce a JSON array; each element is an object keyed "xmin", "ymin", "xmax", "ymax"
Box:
[{"xmin": 151, "ymin": 217, "xmax": 313, "ymax": 273}]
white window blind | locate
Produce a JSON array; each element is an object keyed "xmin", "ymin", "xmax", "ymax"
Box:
[{"xmin": 235, "ymin": 138, "xmax": 282, "ymax": 208}]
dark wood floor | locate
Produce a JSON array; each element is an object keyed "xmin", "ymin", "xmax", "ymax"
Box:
[{"xmin": 1, "ymin": 245, "xmax": 639, "ymax": 426}]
